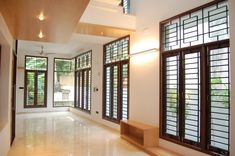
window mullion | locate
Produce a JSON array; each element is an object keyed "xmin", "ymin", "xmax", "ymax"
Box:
[
  {"xmin": 44, "ymin": 71, "xmax": 47, "ymax": 107},
  {"xmin": 34, "ymin": 71, "xmax": 38, "ymax": 107},
  {"xmin": 103, "ymin": 36, "xmax": 129, "ymax": 123},
  {"xmin": 74, "ymin": 71, "xmax": 77, "ymax": 108},
  {"xmin": 200, "ymin": 46, "xmax": 208, "ymax": 150},
  {"xmin": 117, "ymin": 63, "xmax": 122, "ymax": 121},
  {"xmin": 178, "ymin": 52, "xmax": 184, "ymax": 141}
]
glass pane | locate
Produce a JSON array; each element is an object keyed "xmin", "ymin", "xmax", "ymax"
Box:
[
  {"xmin": 165, "ymin": 55, "xmax": 179, "ymax": 136},
  {"xmin": 37, "ymin": 72, "xmax": 45, "ymax": 106},
  {"xmin": 105, "ymin": 37, "xmax": 129, "ymax": 64},
  {"xmin": 26, "ymin": 72, "xmax": 35, "ymax": 106},
  {"xmin": 105, "ymin": 67, "xmax": 111, "ymax": 117},
  {"xmin": 55, "ymin": 59, "xmax": 74, "ymax": 71},
  {"xmin": 162, "ymin": 0, "xmax": 229, "ymax": 51},
  {"xmin": 79, "ymin": 72, "xmax": 83, "ymax": 108},
  {"xmin": 88, "ymin": 70, "xmax": 91, "ymax": 111},
  {"xmin": 112, "ymin": 66, "xmax": 118, "ymax": 119},
  {"xmin": 184, "ymin": 52, "xmax": 200, "ymax": 143},
  {"xmin": 54, "ymin": 71, "xmax": 74, "ymax": 107},
  {"xmin": 83, "ymin": 71, "xmax": 87, "ymax": 110},
  {"xmin": 26, "ymin": 57, "xmax": 36, "ymax": 70},
  {"xmin": 36, "ymin": 58, "xmax": 47, "ymax": 70},
  {"xmin": 75, "ymin": 72, "xmax": 79, "ymax": 108},
  {"xmin": 209, "ymin": 47, "xmax": 230, "ymax": 151},
  {"xmin": 122, "ymin": 64, "xmax": 128, "ymax": 120},
  {"xmin": 26, "ymin": 56, "xmax": 47, "ymax": 70},
  {"xmin": 76, "ymin": 51, "xmax": 91, "ymax": 70},
  {"xmin": 123, "ymin": 0, "xmax": 130, "ymax": 14}
]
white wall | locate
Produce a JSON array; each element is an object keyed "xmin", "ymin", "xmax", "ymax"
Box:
[
  {"xmin": 0, "ymin": 13, "xmax": 14, "ymax": 156},
  {"xmin": 16, "ymin": 44, "xmax": 120, "ymax": 130},
  {"xmin": 69, "ymin": 44, "xmax": 119, "ymax": 130},
  {"xmin": 229, "ymin": 0, "xmax": 235, "ymax": 155},
  {"xmin": 16, "ymin": 51, "xmax": 69, "ymax": 113}
]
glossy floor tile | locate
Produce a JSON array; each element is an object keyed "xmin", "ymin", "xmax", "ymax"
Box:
[{"xmin": 8, "ymin": 112, "xmax": 148, "ymax": 156}]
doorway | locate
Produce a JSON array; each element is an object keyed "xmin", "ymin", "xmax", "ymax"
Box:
[{"xmin": 11, "ymin": 41, "xmax": 17, "ymax": 145}]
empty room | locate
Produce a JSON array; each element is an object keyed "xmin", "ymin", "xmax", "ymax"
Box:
[{"xmin": 0, "ymin": 0, "xmax": 234, "ymax": 156}]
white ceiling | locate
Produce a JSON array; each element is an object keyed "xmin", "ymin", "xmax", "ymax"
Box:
[{"xmin": 18, "ymin": 34, "xmax": 114, "ymax": 55}]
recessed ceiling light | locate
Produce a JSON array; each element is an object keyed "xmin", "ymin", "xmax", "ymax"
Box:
[
  {"xmin": 37, "ymin": 12, "xmax": 45, "ymax": 21},
  {"xmin": 38, "ymin": 31, "xmax": 44, "ymax": 38}
]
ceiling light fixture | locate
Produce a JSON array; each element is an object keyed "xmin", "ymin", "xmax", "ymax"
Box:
[
  {"xmin": 38, "ymin": 31, "xmax": 44, "ymax": 38},
  {"xmin": 37, "ymin": 12, "xmax": 45, "ymax": 21}
]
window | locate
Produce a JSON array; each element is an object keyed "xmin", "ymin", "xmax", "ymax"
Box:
[
  {"xmin": 121, "ymin": 0, "xmax": 130, "ymax": 14},
  {"xmin": 103, "ymin": 36, "xmax": 129, "ymax": 123},
  {"xmin": 54, "ymin": 58, "xmax": 75, "ymax": 107},
  {"xmin": 75, "ymin": 51, "xmax": 92, "ymax": 112},
  {"xmin": 24, "ymin": 56, "xmax": 47, "ymax": 108},
  {"xmin": 160, "ymin": 0, "xmax": 230, "ymax": 155}
]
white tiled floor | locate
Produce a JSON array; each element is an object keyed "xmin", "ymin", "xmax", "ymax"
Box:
[{"xmin": 8, "ymin": 112, "xmax": 148, "ymax": 156}]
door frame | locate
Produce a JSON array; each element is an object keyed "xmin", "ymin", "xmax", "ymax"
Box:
[{"xmin": 11, "ymin": 40, "xmax": 17, "ymax": 145}]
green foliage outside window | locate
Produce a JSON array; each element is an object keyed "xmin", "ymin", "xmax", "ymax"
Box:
[
  {"xmin": 211, "ymin": 78, "xmax": 229, "ymax": 108},
  {"xmin": 54, "ymin": 59, "xmax": 75, "ymax": 92},
  {"xmin": 26, "ymin": 57, "xmax": 47, "ymax": 70}
]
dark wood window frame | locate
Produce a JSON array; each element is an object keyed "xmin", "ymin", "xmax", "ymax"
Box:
[
  {"xmin": 159, "ymin": 1, "xmax": 230, "ymax": 155},
  {"xmin": 74, "ymin": 50, "xmax": 92, "ymax": 113},
  {"xmin": 53, "ymin": 58, "xmax": 75, "ymax": 107},
  {"xmin": 103, "ymin": 36, "xmax": 130, "ymax": 124},
  {"xmin": 24, "ymin": 55, "xmax": 48, "ymax": 108}
]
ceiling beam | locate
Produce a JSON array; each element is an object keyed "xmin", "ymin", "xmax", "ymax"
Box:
[{"xmin": 76, "ymin": 22, "xmax": 135, "ymax": 38}]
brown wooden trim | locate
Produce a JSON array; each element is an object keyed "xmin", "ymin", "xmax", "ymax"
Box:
[
  {"xmin": 74, "ymin": 50, "xmax": 92, "ymax": 71},
  {"xmin": 74, "ymin": 58, "xmax": 77, "ymax": 108},
  {"xmin": 181, "ymin": 48, "xmax": 202, "ymax": 147},
  {"xmin": 159, "ymin": 1, "xmax": 230, "ymax": 152},
  {"xmin": 102, "ymin": 36, "xmax": 130, "ymax": 124},
  {"xmin": 53, "ymin": 58, "xmax": 71, "ymax": 107},
  {"xmin": 159, "ymin": 0, "xmax": 226, "ymax": 25},
  {"xmin": 103, "ymin": 35, "xmax": 130, "ymax": 48},
  {"xmin": 24, "ymin": 56, "xmax": 48, "ymax": 108},
  {"xmin": 74, "ymin": 50, "xmax": 92, "ymax": 113},
  {"xmin": 74, "ymin": 50, "xmax": 92, "ymax": 59},
  {"xmin": 206, "ymin": 41, "xmax": 230, "ymax": 156},
  {"xmin": 201, "ymin": 45, "xmax": 207, "ymax": 150},
  {"xmin": 159, "ymin": 20, "xmax": 164, "ymax": 138},
  {"xmin": 52, "ymin": 57, "xmax": 75, "ymax": 107},
  {"xmin": 74, "ymin": 70, "xmax": 92, "ymax": 112},
  {"xmin": 178, "ymin": 51, "xmax": 183, "ymax": 142},
  {"xmin": 160, "ymin": 135, "xmax": 221, "ymax": 156},
  {"xmin": 54, "ymin": 57, "xmax": 74, "ymax": 72},
  {"xmin": 161, "ymin": 39, "xmax": 230, "ymax": 54},
  {"xmin": 159, "ymin": 41, "xmax": 230, "ymax": 155},
  {"xmin": 24, "ymin": 70, "xmax": 48, "ymax": 108}
]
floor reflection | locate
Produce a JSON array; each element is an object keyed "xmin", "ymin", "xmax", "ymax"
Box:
[{"xmin": 8, "ymin": 112, "xmax": 148, "ymax": 156}]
